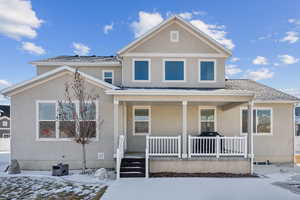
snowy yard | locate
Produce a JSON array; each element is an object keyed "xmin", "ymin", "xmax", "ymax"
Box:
[
  {"xmin": 0, "ymin": 152, "xmax": 112, "ymax": 199},
  {"xmin": 102, "ymin": 165, "xmax": 300, "ymax": 200},
  {"xmin": 1, "ymin": 152, "xmax": 300, "ymax": 200}
]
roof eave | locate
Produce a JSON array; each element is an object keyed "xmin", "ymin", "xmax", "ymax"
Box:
[{"xmin": 29, "ymin": 61, "xmax": 121, "ymax": 67}]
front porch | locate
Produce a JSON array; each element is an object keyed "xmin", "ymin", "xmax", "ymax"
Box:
[{"xmin": 109, "ymin": 89, "xmax": 256, "ymax": 178}]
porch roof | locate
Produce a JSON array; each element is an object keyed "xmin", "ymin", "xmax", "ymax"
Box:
[{"xmin": 106, "ymin": 88, "xmax": 254, "ymax": 96}]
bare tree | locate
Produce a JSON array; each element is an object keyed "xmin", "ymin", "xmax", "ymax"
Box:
[{"xmin": 58, "ymin": 70, "xmax": 100, "ymax": 173}]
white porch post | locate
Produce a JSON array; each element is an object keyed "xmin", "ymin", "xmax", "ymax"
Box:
[
  {"xmin": 123, "ymin": 102, "xmax": 127, "ymax": 151},
  {"xmin": 182, "ymin": 100, "xmax": 188, "ymax": 158},
  {"xmin": 113, "ymin": 98, "xmax": 119, "ymax": 155},
  {"xmin": 247, "ymin": 101, "xmax": 254, "ymax": 174}
]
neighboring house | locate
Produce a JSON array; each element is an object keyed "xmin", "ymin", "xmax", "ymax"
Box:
[
  {"xmin": 2, "ymin": 16, "xmax": 299, "ymax": 177},
  {"xmin": 0, "ymin": 105, "xmax": 10, "ymax": 138}
]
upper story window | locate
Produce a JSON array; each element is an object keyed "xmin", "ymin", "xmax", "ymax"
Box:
[
  {"xmin": 170, "ymin": 31, "xmax": 179, "ymax": 42},
  {"xmin": 103, "ymin": 70, "xmax": 114, "ymax": 84},
  {"xmin": 133, "ymin": 59, "xmax": 150, "ymax": 81},
  {"xmin": 241, "ymin": 108, "xmax": 272, "ymax": 135},
  {"xmin": 163, "ymin": 60, "xmax": 185, "ymax": 81},
  {"xmin": 199, "ymin": 60, "xmax": 216, "ymax": 82}
]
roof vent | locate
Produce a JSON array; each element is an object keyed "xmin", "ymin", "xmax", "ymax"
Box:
[
  {"xmin": 91, "ymin": 55, "xmax": 96, "ymax": 57},
  {"xmin": 74, "ymin": 55, "xmax": 79, "ymax": 57}
]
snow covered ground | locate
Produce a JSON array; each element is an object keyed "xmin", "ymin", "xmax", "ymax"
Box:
[
  {"xmin": 102, "ymin": 165, "xmax": 300, "ymax": 200},
  {"xmin": 0, "ymin": 152, "xmax": 112, "ymax": 199}
]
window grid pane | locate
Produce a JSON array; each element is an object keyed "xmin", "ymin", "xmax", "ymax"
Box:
[
  {"xmin": 165, "ymin": 61, "xmax": 184, "ymax": 80},
  {"xmin": 200, "ymin": 61, "xmax": 214, "ymax": 80},
  {"xmin": 134, "ymin": 61, "xmax": 149, "ymax": 80},
  {"xmin": 242, "ymin": 109, "xmax": 271, "ymax": 134},
  {"xmin": 39, "ymin": 103, "xmax": 56, "ymax": 120}
]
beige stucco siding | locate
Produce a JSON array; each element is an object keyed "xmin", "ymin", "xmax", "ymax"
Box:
[
  {"xmin": 10, "ymin": 74, "xmax": 116, "ymax": 170},
  {"xmin": 128, "ymin": 22, "xmax": 219, "ymax": 54},
  {"xmin": 122, "ymin": 57, "xmax": 226, "ymax": 88},
  {"xmin": 126, "ymin": 102, "xmax": 294, "ymax": 163},
  {"xmin": 36, "ymin": 65, "xmax": 122, "ymax": 86}
]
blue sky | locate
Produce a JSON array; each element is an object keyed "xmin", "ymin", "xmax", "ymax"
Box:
[{"xmin": 1, "ymin": 0, "xmax": 300, "ymax": 104}]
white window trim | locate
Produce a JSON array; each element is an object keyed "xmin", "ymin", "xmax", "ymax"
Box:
[
  {"xmin": 199, "ymin": 59, "xmax": 217, "ymax": 82},
  {"xmin": 240, "ymin": 107, "xmax": 273, "ymax": 136},
  {"xmin": 132, "ymin": 58, "xmax": 151, "ymax": 82},
  {"xmin": 36, "ymin": 100, "xmax": 99, "ymax": 141},
  {"xmin": 162, "ymin": 59, "xmax": 186, "ymax": 82},
  {"xmin": 170, "ymin": 30, "xmax": 179, "ymax": 42},
  {"xmin": 133, "ymin": 106, "xmax": 151, "ymax": 136},
  {"xmin": 102, "ymin": 70, "xmax": 114, "ymax": 84},
  {"xmin": 198, "ymin": 106, "xmax": 217, "ymax": 133}
]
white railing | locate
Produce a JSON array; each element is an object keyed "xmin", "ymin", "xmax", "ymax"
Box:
[
  {"xmin": 116, "ymin": 135, "xmax": 125, "ymax": 179},
  {"xmin": 146, "ymin": 135, "xmax": 181, "ymax": 157},
  {"xmin": 188, "ymin": 135, "xmax": 247, "ymax": 158}
]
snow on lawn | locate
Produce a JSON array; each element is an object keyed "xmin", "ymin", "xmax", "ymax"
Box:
[{"xmin": 0, "ymin": 153, "xmax": 113, "ymax": 199}]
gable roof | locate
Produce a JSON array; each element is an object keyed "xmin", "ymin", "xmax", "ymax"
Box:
[
  {"xmin": 30, "ymin": 55, "xmax": 120, "ymax": 66},
  {"xmin": 0, "ymin": 105, "xmax": 10, "ymax": 118},
  {"xmin": 225, "ymin": 79, "xmax": 300, "ymax": 102},
  {"xmin": 117, "ymin": 15, "xmax": 232, "ymax": 56},
  {"xmin": 1, "ymin": 66, "xmax": 119, "ymax": 96}
]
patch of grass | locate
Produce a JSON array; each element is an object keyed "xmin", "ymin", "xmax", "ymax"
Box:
[{"xmin": 93, "ymin": 186, "xmax": 108, "ymax": 200}]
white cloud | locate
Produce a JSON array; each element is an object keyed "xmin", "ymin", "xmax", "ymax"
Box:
[
  {"xmin": 103, "ymin": 23, "xmax": 113, "ymax": 34},
  {"xmin": 245, "ymin": 68, "xmax": 274, "ymax": 81},
  {"xmin": 131, "ymin": 11, "xmax": 163, "ymax": 38},
  {"xmin": 190, "ymin": 19, "xmax": 234, "ymax": 50},
  {"xmin": 288, "ymin": 18, "xmax": 300, "ymax": 26},
  {"xmin": 252, "ymin": 56, "xmax": 268, "ymax": 65},
  {"xmin": 178, "ymin": 12, "xmax": 193, "ymax": 20},
  {"xmin": 72, "ymin": 42, "xmax": 90, "ymax": 56},
  {"xmin": 280, "ymin": 31, "xmax": 299, "ymax": 44},
  {"xmin": 230, "ymin": 57, "xmax": 240, "ymax": 62},
  {"xmin": 21, "ymin": 42, "xmax": 45, "ymax": 55},
  {"xmin": 226, "ymin": 64, "xmax": 242, "ymax": 76},
  {"xmin": 278, "ymin": 54, "xmax": 299, "ymax": 65},
  {"xmin": 280, "ymin": 88, "xmax": 300, "ymax": 98},
  {"xmin": 0, "ymin": 0, "xmax": 43, "ymax": 40},
  {"xmin": 0, "ymin": 79, "xmax": 12, "ymax": 87}
]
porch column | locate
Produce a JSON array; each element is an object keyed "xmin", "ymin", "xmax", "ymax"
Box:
[
  {"xmin": 182, "ymin": 100, "xmax": 188, "ymax": 158},
  {"xmin": 113, "ymin": 98, "xmax": 119, "ymax": 155},
  {"xmin": 247, "ymin": 101, "xmax": 254, "ymax": 174},
  {"xmin": 123, "ymin": 102, "xmax": 127, "ymax": 151}
]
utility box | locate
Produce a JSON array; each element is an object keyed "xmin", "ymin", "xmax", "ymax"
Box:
[{"xmin": 52, "ymin": 163, "xmax": 69, "ymax": 176}]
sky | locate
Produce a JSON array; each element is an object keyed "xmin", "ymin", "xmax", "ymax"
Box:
[{"xmin": 1, "ymin": 0, "xmax": 300, "ymax": 104}]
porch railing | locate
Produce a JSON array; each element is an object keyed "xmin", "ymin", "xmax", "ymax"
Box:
[
  {"xmin": 116, "ymin": 135, "xmax": 125, "ymax": 179},
  {"xmin": 188, "ymin": 135, "xmax": 247, "ymax": 158},
  {"xmin": 146, "ymin": 135, "xmax": 181, "ymax": 158}
]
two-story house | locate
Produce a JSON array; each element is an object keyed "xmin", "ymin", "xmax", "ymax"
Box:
[{"xmin": 2, "ymin": 16, "xmax": 299, "ymax": 178}]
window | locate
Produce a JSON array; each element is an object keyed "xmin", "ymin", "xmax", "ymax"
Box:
[
  {"xmin": 2, "ymin": 121, "xmax": 8, "ymax": 127},
  {"xmin": 133, "ymin": 59, "xmax": 150, "ymax": 81},
  {"xmin": 38, "ymin": 102, "xmax": 56, "ymax": 138},
  {"xmin": 199, "ymin": 107, "xmax": 216, "ymax": 132},
  {"xmin": 79, "ymin": 102, "xmax": 96, "ymax": 138},
  {"xmin": 133, "ymin": 106, "xmax": 151, "ymax": 135},
  {"xmin": 164, "ymin": 60, "xmax": 185, "ymax": 81},
  {"xmin": 58, "ymin": 103, "xmax": 76, "ymax": 138},
  {"xmin": 200, "ymin": 60, "xmax": 216, "ymax": 81},
  {"xmin": 170, "ymin": 31, "xmax": 179, "ymax": 42},
  {"xmin": 103, "ymin": 70, "xmax": 113, "ymax": 84},
  {"xmin": 37, "ymin": 101, "xmax": 98, "ymax": 140},
  {"xmin": 241, "ymin": 108, "xmax": 272, "ymax": 135}
]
